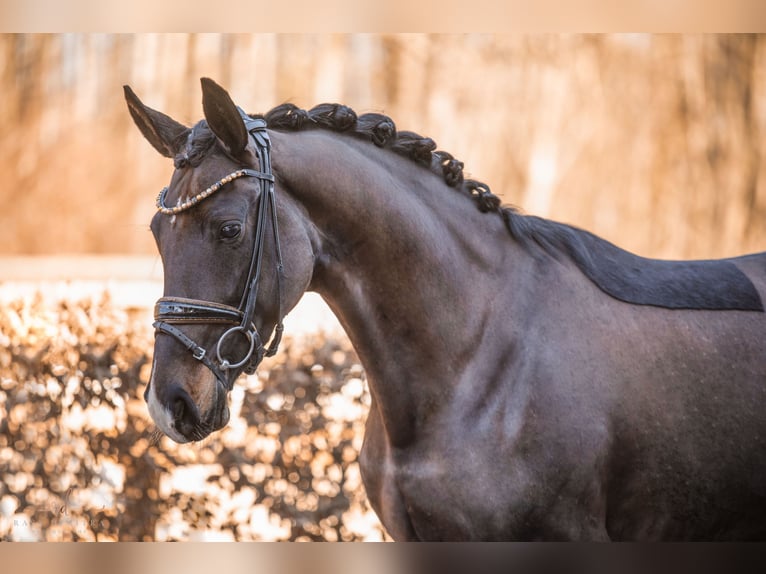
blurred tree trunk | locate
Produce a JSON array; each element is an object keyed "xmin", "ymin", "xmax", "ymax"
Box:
[{"xmin": 649, "ymin": 35, "xmax": 762, "ymax": 258}]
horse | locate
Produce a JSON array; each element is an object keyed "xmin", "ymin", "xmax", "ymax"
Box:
[{"xmin": 124, "ymin": 77, "xmax": 766, "ymax": 541}]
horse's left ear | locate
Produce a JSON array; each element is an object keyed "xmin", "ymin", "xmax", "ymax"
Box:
[{"xmin": 201, "ymin": 77, "xmax": 249, "ymax": 156}]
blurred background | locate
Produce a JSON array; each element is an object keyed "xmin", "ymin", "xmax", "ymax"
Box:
[
  {"xmin": 2, "ymin": 33, "xmax": 766, "ymax": 258},
  {"xmin": 1, "ymin": 33, "xmax": 765, "ymax": 541}
]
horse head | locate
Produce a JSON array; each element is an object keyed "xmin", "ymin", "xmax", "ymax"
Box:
[{"xmin": 125, "ymin": 78, "xmax": 315, "ymax": 442}]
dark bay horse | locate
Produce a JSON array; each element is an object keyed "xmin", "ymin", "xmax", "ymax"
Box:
[{"xmin": 125, "ymin": 78, "xmax": 766, "ymax": 541}]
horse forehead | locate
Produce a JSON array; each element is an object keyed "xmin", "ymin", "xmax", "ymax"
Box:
[{"xmin": 152, "ymin": 196, "xmax": 203, "ymax": 246}]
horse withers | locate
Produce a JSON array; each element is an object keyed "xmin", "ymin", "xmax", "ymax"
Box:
[{"xmin": 125, "ymin": 78, "xmax": 766, "ymax": 540}]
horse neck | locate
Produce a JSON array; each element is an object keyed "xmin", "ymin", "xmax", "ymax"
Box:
[{"xmin": 271, "ymin": 129, "xmax": 529, "ymax": 443}]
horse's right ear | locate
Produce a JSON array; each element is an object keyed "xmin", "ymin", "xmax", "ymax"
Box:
[{"xmin": 124, "ymin": 85, "xmax": 189, "ymax": 158}]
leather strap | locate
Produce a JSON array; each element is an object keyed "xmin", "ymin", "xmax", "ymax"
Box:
[
  {"xmin": 155, "ymin": 297, "xmax": 242, "ymax": 325},
  {"xmin": 153, "ymin": 321, "xmax": 232, "ymax": 389}
]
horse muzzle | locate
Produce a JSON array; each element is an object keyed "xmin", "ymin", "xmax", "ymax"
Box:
[{"xmin": 147, "ymin": 378, "xmax": 230, "ymax": 443}]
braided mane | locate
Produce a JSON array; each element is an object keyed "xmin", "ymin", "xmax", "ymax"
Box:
[
  {"xmin": 259, "ymin": 103, "xmax": 503, "ymax": 215},
  {"xmin": 256, "ymin": 104, "xmax": 766, "ymax": 313},
  {"xmin": 178, "ymin": 102, "xmax": 534, "ymax": 248}
]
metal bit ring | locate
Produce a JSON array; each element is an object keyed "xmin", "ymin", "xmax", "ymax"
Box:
[{"xmin": 216, "ymin": 325, "xmax": 256, "ymax": 370}]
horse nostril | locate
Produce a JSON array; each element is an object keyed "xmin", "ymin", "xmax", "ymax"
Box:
[
  {"xmin": 167, "ymin": 386, "xmax": 200, "ymax": 437},
  {"xmin": 173, "ymin": 397, "xmax": 186, "ymax": 421}
]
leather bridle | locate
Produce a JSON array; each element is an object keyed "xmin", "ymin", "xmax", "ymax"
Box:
[{"xmin": 152, "ymin": 111, "xmax": 284, "ymax": 391}]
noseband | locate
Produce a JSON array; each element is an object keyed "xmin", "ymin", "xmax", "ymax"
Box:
[{"xmin": 152, "ymin": 111, "xmax": 284, "ymax": 390}]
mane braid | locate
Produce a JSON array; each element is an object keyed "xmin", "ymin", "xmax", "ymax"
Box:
[{"xmin": 258, "ymin": 102, "xmax": 503, "ymax": 212}]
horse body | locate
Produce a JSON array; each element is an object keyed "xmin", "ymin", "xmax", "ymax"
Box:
[
  {"xmin": 272, "ymin": 128, "xmax": 766, "ymax": 540},
  {"xmin": 125, "ymin": 79, "xmax": 766, "ymax": 540},
  {"xmin": 358, "ymin": 255, "xmax": 766, "ymax": 540}
]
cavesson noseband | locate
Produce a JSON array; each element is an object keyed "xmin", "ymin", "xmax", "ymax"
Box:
[{"xmin": 153, "ymin": 111, "xmax": 284, "ymax": 390}]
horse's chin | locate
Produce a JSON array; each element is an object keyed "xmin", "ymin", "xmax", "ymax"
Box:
[
  {"xmin": 155, "ymin": 404, "xmax": 230, "ymax": 444},
  {"xmin": 183, "ymin": 384, "xmax": 231, "ymax": 442},
  {"xmin": 209, "ymin": 398, "xmax": 231, "ymax": 434}
]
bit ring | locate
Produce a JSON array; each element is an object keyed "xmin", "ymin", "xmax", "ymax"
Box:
[{"xmin": 216, "ymin": 326, "xmax": 256, "ymax": 370}]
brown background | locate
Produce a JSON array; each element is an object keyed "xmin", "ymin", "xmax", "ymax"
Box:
[{"xmin": 2, "ymin": 34, "xmax": 765, "ymax": 260}]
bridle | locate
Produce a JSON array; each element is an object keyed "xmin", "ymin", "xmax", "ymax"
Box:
[{"xmin": 152, "ymin": 111, "xmax": 284, "ymax": 391}]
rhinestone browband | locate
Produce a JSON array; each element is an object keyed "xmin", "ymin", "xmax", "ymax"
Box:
[{"xmin": 156, "ymin": 168, "xmax": 273, "ymax": 215}]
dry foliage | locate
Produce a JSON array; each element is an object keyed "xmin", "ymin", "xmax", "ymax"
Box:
[{"xmin": 0, "ymin": 292, "xmax": 387, "ymax": 541}]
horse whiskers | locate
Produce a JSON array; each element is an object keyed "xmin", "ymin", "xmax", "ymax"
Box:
[
  {"xmin": 148, "ymin": 421, "xmax": 212, "ymax": 444},
  {"xmin": 148, "ymin": 426, "xmax": 165, "ymax": 446},
  {"xmin": 187, "ymin": 417, "xmax": 216, "ymax": 443},
  {"xmin": 190, "ymin": 424, "xmax": 215, "ymax": 444}
]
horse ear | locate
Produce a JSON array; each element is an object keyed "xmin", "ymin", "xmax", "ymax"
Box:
[
  {"xmin": 200, "ymin": 77, "xmax": 249, "ymax": 156},
  {"xmin": 124, "ymin": 85, "xmax": 189, "ymax": 158}
]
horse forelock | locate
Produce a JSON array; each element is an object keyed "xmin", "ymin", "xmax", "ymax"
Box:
[{"xmin": 174, "ymin": 121, "xmax": 216, "ymax": 169}]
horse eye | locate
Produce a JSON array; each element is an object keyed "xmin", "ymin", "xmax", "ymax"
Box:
[{"xmin": 219, "ymin": 223, "xmax": 241, "ymax": 240}]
